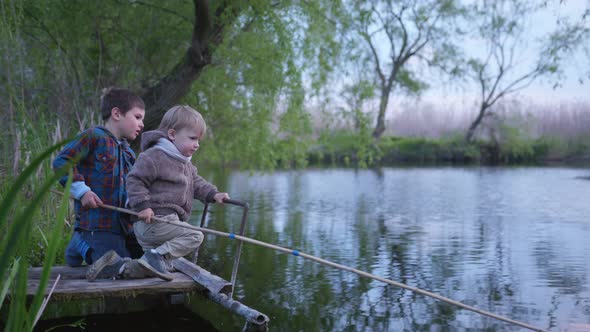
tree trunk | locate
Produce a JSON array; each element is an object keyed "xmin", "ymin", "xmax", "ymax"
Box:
[
  {"xmin": 372, "ymin": 88, "xmax": 391, "ymax": 139},
  {"xmin": 141, "ymin": 0, "xmax": 237, "ymax": 132},
  {"xmin": 372, "ymin": 112, "xmax": 386, "ymax": 139},
  {"xmin": 465, "ymin": 103, "xmax": 487, "ymax": 143},
  {"xmin": 141, "ymin": 49, "xmax": 210, "ymax": 130}
]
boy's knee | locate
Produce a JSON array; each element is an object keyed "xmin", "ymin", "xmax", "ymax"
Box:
[
  {"xmin": 191, "ymin": 231, "xmax": 204, "ymax": 245},
  {"xmin": 182, "ymin": 230, "xmax": 203, "ymax": 251},
  {"xmin": 66, "ymin": 232, "xmax": 92, "ymax": 265},
  {"xmin": 65, "ymin": 253, "xmax": 84, "ymax": 267}
]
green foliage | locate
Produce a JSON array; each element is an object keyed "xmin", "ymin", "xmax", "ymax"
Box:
[
  {"xmin": 310, "ymin": 77, "xmax": 380, "ymax": 168},
  {"xmin": 1, "ymin": 7, "xmax": 75, "ymax": 320},
  {"xmin": 378, "ymin": 137, "xmax": 445, "ymax": 164},
  {"xmin": 366, "ymin": 132, "xmax": 582, "ymax": 165},
  {"xmin": 2, "ymin": 0, "xmax": 342, "ymax": 170},
  {"xmin": 274, "ymin": 85, "xmax": 313, "ymax": 168},
  {"xmin": 298, "ymin": 1, "xmax": 346, "ymax": 93},
  {"xmin": 186, "ymin": 2, "xmax": 337, "ymax": 169},
  {"xmin": 0, "ymin": 142, "xmax": 73, "ymax": 330},
  {"xmin": 344, "ymin": 135, "xmax": 481, "ymax": 165},
  {"xmin": 309, "ymin": 128, "xmax": 379, "ymax": 168},
  {"xmin": 396, "ymin": 69, "xmax": 429, "ymax": 94},
  {"xmin": 496, "ymin": 124, "xmax": 536, "ymax": 163},
  {"xmin": 531, "ymin": 135, "xmax": 590, "ymax": 161},
  {"xmin": 20, "ymin": 0, "xmax": 192, "ymax": 87}
]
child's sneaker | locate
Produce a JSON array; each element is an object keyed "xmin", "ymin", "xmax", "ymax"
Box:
[
  {"xmin": 138, "ymin": 250, "xmax": 174, "ymax": 281},
  {"xmin": 86, "ymin": 250, "xmax": 124, "ymax": 281},
  {"xmin": 163, "ymin": 256, "xmax": 176, "ymax": 272}
]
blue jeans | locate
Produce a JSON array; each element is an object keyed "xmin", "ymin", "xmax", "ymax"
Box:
[{"xmin": 65, "ymin": 231, "xmax": 130, "ymax": 267}]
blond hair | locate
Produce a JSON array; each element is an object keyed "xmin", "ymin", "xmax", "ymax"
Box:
[{"xmin": 158, "ymin": 105, "xmax": 206, "ymax": 136}]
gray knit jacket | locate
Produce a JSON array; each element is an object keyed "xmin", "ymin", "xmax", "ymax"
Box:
[{"xmin": 127, "ymin": 130, "xmax": 218, "ymax": 221}]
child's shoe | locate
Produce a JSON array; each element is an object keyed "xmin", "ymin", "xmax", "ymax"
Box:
[
  {"xmin": 138, "ymin": 250, "xmax": 174, "ymax": 281},
  {"xmin": 163, "ymin": 256, "xmax": 176, "ymax": 272},
  {"xmin": 86, "ymin": 250, "xmax": 124, "ymax": 281}
]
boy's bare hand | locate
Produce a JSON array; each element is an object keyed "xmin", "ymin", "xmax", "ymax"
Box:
[
  {"xmin": 81, "ymin": 191, "xmax": 103, "ymax": 209},
  {"xmin": 138, "ymin": 208, "xmax": 155, "ymax": 223},
  {"xmin": 213, "ymin": 192, "xmax": 230, "ymax": 204}
]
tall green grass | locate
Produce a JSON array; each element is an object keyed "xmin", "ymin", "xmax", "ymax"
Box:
[
  {"xmin": 0, "ymin": 142, "xmax": 73, "ymax": 330},
  {"xmin": 0, "ymin": 112, "xmax": 75, "ymax": 266}
]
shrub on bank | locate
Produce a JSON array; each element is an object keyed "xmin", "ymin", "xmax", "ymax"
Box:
[
  {"xmin": 308, "ymin": 130, "xmax": 379, "ymax": 167},
  {"xmin": 307, "ymin": 133, "xmax": 588, "ymax": 167}
]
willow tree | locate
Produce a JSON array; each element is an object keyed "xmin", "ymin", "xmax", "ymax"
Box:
[
  {"xmin": 3, "ymin": 0, "xmax": 345, "ymax": 169},
  {"xmin": 187, "ymin": 1, "xmax": 347, "ymax": 168},
  {"xmin": 347, "ymin": 0, "xmax": 463, "ymax": 139},
  {"xmin": 464, "ymin": 0, "xmax": 590, "ymax": 142}
]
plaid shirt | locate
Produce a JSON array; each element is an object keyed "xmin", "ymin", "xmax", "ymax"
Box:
[{"xmin": 53, "ymin": 126, "xmax": 136, "ymax": 234}]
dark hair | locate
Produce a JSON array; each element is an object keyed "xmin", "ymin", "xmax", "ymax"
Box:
[{"xmin": 100, "ymin": 87, "xmax": 145, "ymax": 120}]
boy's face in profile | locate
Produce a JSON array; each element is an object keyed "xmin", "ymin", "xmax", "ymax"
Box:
[
  {"xmin": 114, "ymin": 106, "xmax": 145, "ymax": 141},
  {"xmin": 168, "ymin": 126, "xmax": 202, "ymax": 158}
]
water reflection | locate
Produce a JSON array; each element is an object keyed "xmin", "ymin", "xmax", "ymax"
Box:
[{"xmin": 193, "ymin": 167, "xmax": 590, "ymax": 331}]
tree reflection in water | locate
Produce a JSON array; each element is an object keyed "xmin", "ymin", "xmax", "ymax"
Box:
[{"xmin": 191, "ymin": 167, "xmax": 589, "ymax": 331}]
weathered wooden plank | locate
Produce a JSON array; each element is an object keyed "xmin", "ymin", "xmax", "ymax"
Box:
[
  {"xmin": 172, "ymin": 257, "xmax": 232, "ymax": 295},
  {"xmin": 26, "ymin": 258, "xmax": 231, "ymax": 301},
  {"xmin": 29, "ymin": 265, "xmax": 88, "ymax": 279},
  {"xmin": 23, "ymin": 259, "xmax": 268, "ymax": 330},
  {"xmin": 27, "ymin": 273, "xmax": 198, "ymax": 300}
]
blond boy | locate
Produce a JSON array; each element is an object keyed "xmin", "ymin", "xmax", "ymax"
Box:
[{"xmin": 127, "ymin": 105, "xmax": 230, "ymax": 278}]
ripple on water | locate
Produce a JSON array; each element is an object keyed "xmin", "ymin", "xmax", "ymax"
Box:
[{"xmin": 215, "ymin": 167, "xmax": 590, "ymax": 331}]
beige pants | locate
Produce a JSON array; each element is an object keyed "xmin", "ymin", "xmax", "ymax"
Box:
[{"xmin": 134, "ymin": 214, "xmax": 204, "ymax": 259}]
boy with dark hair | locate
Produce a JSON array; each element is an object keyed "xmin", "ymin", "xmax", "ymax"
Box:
[{"xmin": 53, "ymin": 87, "xmax": 168, "ymax": 280}]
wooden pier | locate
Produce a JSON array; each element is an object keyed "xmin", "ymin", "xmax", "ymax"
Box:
[{"xmin": 25, "ymin": 258, "xmax": 268, "ymax": 331}]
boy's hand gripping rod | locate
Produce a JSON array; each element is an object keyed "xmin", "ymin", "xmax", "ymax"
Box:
[{"xmin": 52, "ymin": 190, "xmax": 547, "ymax": 332}]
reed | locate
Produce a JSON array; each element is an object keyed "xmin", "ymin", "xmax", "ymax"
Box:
[{"xmin": 0, "ymin": 142, "xmax": 73, "ymax": 331}]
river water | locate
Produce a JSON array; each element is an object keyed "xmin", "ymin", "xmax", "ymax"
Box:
[{"xmin": 192, "ymin": 166, "xmax": 590, "ymax": 331}]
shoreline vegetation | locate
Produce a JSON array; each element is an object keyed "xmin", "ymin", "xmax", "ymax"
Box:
[
  {"xmin": 2, "ymin": 104, "xmax": 589, "ymax": 177},
  {"xmin": 305, "ymin": 135, "xmax": 590, "ymax": 168}
]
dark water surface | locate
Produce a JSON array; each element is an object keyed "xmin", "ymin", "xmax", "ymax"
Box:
[
  {"xmin": 34, "ymin": 305, "xmax": 218, "ymax": 331},
  {"xmin": 194, "ymin": 167, "xmax": 590, "ymax": 331}
]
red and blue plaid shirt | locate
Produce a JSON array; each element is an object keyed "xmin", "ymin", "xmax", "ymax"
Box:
[{"xmin": 53, "ymin": 126, "xmax": 136, "ymax": 234}]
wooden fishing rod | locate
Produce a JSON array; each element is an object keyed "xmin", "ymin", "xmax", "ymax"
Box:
[{"xmin": 52, "ymin": 191, "xmax": 547, "ymax": 332}]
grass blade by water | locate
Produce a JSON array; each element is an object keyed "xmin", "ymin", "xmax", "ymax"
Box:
[
  {"xmin": 0, "ymin": 141, "xmax": 64, "ymax": 226},
  {"xmin": 5, "ymin": 254, "xmax": 30, "ymax": 331},
  {"xmin": 0, "ymin": 141, "xmax": 71, "ymax": 331},
  {"xmin": 1, "ymin": 171, "xmax": 69, "ymax": 331},
  {"xmin": 28, "ymin": 169, "xmax": 73, "ymax": 327},
  {"xmin": 0, "ymin": 171, "xmax": 68, "ymax": 283},
  {"xmin": 0, "ymin": 258, "xmax": 19, "ymax": 313}
]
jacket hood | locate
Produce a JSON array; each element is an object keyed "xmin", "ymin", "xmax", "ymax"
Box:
[{"xmin": 140, "ymin": 130, "xmax": 168, "ymax": 151}]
